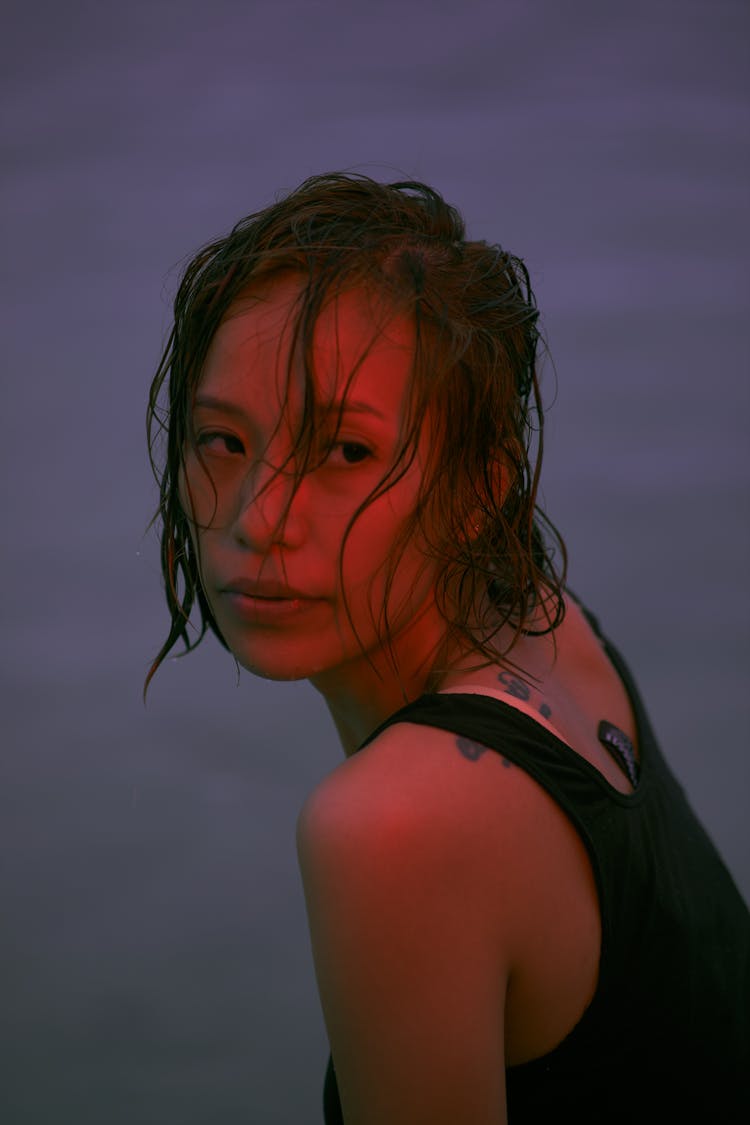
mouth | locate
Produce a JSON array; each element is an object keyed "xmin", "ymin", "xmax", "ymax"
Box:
[
  {"xmin": 221, "ymin": 577, "xmax": 313, "ymax": 600},
  {"xmin": 219, "ymin": 588, "xmax": 322, "ymax": 623},
  {"xmin": 243, "ymin": 594, "xmax": 291, "ymax": 600},
  {"xmin": 225, "ymin": 591, "xmax": 310, "ymax": 603}
]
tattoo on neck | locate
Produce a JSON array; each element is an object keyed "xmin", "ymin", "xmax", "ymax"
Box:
[
  {"xmin": 498, "ymin": 670, "xmax": 552, "ymax": 721},
  {"xmin": 497, "ymin": 671, "xmax": 531, "ymax": 701}
]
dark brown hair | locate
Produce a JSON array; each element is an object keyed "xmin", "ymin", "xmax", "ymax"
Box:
[{"xmin": 144, "ymin": 171, "xmax": 566, "ymax": 698}]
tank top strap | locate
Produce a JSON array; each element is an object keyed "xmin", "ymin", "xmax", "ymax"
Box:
[
  {"xmin": 566, "ymin": 589, "xmax": 662, "ymax": 772},
  {"xmin": 356, "ymin": 690, "xmax": 624, "ymax": 814},
  {"xmin": 356, "ymin": 590, "xmax": 662, "ymax": 797}
]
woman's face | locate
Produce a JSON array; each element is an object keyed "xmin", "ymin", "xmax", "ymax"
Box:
[{"xmin": 180, "ymin": 275, "xmax": 443, "ymax": 687}]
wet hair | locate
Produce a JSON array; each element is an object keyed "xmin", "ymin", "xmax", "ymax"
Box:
[{"xmin": 144, "ymin": 170, "xmax": 567, "ymax": 698}]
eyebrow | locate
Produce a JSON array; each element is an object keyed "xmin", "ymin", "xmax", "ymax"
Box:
[{"xmin": 193, "ymin": 394, "xmax": 386, "ymax": 421}]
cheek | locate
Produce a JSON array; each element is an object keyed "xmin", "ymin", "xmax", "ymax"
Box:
[
  {"xmin": 178, "ymin": 454, "xmax": 225, "ymax": 529},
  {"xmin": 348, "ymin": 490, "xmax": 407, "ymax": 557},
  {"xmin": 340, "ymin": 490, "xmax": 431, "ymax": 601}
]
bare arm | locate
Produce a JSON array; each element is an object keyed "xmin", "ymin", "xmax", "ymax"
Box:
[{"xmin": 296, "ymin": 724, "xmax": 513, "ymax": 1125}]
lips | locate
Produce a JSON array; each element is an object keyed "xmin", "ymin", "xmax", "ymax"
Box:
[
  {"xmin": 220, "ymin": 576, "xmax": 315, "ymax": 600},
  {"xmin": 220, "ymin": 576, "xmax": 326, "ymax": 603},
  {"xmin": 218, "ymin": 578, "xmax": 323, "ymax": 625}
]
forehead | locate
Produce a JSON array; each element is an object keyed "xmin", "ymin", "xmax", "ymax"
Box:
[{"xmin": 198, "ymin": 274, "xmax": 415, "ymax": 416}]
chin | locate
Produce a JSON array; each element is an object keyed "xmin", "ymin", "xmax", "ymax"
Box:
[
  {"xmin": 240, "ymin": 660, "xmax": 311, "ymax": 683},
  {"xmin": 217, "ymin": 614, "xmax": 375, "ymax": 685},
  {"xmin": 227, "ymin": 646, "xmax": 312, "ymax": 682}
]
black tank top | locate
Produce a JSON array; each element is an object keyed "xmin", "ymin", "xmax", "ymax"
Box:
[{"xmin": 322, "ymin": 605, "xmax": 750, "ymax": 1123}]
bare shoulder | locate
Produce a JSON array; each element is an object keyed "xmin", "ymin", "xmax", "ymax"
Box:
[
  {"xmin": 297, "ymin": 717, "xmax": 586, "ymax": 912},
  {"xmin": 295, "ymin": 721, "xmax": 600, "ymax": 1119},
  {"xmin": 296, "ymin": 722, "xmax": 513, "ymax": 1123},
  {"xmin": 295, "ymin": 721, "xmax": 521, "ymax": 974},
  {"xmin": 296, "ymin": 720, "xmax": 525, "ymax": 935}
]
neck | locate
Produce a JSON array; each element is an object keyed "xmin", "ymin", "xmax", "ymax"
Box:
[
  {"xmin": 309, "ymin": 600, "xmax": 458, "ymax": 757},
  {"xmin": 310, "ymin": 592, "xmax": 566, "ymax": 756}
]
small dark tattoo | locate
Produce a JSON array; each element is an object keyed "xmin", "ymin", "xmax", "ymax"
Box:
[
  {"xmin": 456, "ymin": 736, "xmax": 487, "ymax": 761},
  {"xmin": 497, "ymin": 671, "xmax": 531, "ymax": 700},
  {"xmin": 455, "ymin": 737, "xmax": 512, "ymax": 769},
  {"xmin": 539, "ymin": 703, "xmax": 552, "ymax": 718}
]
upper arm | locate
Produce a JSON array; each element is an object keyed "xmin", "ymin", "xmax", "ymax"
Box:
[{"xmin": 296, "ymin": 724, "xmax": 512, "ymax": 1125}]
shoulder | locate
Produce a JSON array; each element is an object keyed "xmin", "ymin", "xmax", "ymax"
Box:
[
  {"xmin": 296, "ymin": 721, "xmax": 514, "ymax": 1122},
  {"xmin": 297, "ymin": 719, "xmax": 528, "ymax": 907},
  {"xmin": 295, "ymin": 720, "xmax": 595, "ymax": 1122},
  {"xmin": 296, "ymin": 720, "xmax": 520, "ymax": 958},
  {"xmin": 298, "ymin": 718, "xmax": 517, "ymax": 900},
  {"xmin": 297, "ymin": 716, "xmax": 581, "ymax": 905}
]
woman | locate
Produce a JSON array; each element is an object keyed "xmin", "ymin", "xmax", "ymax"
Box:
[{"xmin": 145, "ymin": 173, "xmax": 749, "ymax": 1123}]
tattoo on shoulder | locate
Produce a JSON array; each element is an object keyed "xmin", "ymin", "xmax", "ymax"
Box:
[
  {"xmin": 539, "ymin": 702, "xmax": 552, "ymax": 718},
  {"xmin": 455, "ymin": 736, "xmax": 512, "ymax": 769}
]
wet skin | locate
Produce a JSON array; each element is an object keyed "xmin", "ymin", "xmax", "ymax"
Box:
[
  {"xmin": 180, "ymin": 273, "xmax": 639, "ymax": 786},
  {"xmin": 180, "ymin": 275, "xmax": 457, "ymax": 751}
]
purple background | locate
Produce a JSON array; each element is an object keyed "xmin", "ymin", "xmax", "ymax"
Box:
[{"xmin": 2, "ymin": 1, "xmax": 748, "ymax": 1121}]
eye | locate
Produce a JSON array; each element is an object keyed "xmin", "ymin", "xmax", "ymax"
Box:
[
  {"xmin": 328, "ymin": 441, "xmax": 373, "ymax": 466},
  {"xmin": 195, "ymin": 431, "xmax": 245, "ymax": 456}
]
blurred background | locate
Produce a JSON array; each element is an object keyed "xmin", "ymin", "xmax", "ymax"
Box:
[{"xmin": 2, "ymin": 1, "xmax": 748, "ymax": 1121}]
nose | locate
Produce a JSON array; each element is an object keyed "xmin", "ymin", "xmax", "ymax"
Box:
[{"xmin": 231, "ymin": 456, "xmax": 307, "ymax": 551}]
